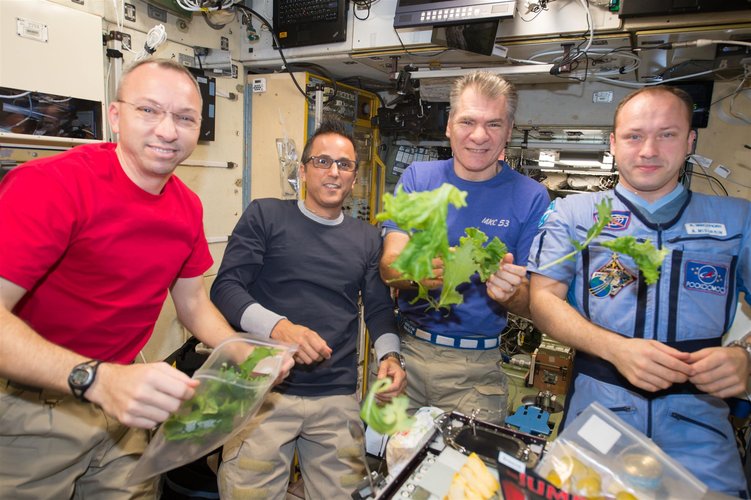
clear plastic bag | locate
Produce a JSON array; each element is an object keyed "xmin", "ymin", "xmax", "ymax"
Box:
[
  {"xmin": 128, "ymin": 336, "xmax": 295, "ymax": 484},
  {"xmin": 535, "ymin": 402, "xmax": 707, "ymax": 499}
]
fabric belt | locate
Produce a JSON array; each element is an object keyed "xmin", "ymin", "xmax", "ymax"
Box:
[
  {"xmin": 2, "ymin": 378, "xmax": 67, "ymax": 404},
  {"xmin": 399, "ymin": 317, "xmax": 500, "ymax": 350},
  {"xmin": 3, "ymin": 378, "xmax": 46, "ymax": 393}
]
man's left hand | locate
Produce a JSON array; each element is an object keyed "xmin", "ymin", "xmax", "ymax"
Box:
[
  {"xmin": 688, "ymin": 346, "xmax": 750, "ymax": 398},
  {"xmin": 486, "ymin": 253, "xmax": 526, "ymax": 304},
  {"xmin": 375, "ymin": 357, "xmax": 407, "ymax": 403}
]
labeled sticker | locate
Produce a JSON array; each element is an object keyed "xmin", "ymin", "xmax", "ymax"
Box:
[
  {"xmin": 577, "ymin": 414, "xmax": 621, "ymax": 455},
  {"xmin": 685, "ymin": 223, "xmax": 727, "ymax": 236}
]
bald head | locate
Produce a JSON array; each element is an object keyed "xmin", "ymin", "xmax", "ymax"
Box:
[{"xmin": 116, "ymin": 59, "xmax": 202, "ymax": 105}]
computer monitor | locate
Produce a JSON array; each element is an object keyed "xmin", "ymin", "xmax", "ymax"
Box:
[{"xmin": 430, "ymin": 19, "xmax": 500, "ymax": 56}]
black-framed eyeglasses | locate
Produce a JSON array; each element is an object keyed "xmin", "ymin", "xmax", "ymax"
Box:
[
  {"xmin": 304, "ymin": 155, "xmax": 357, "ymax": 172},
  {"xmin": 117, "ymin": 100, "xmax": 202, "ymax": 130}
]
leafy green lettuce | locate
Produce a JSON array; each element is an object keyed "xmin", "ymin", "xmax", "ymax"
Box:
[
  {"xmin": 539, "ymin": 197, "xmax": 668, "ymax": 284},
  {"xmin": 162, "ymin": 346, "xmax": 278, "ymax": 442},
  {"xmin": 538, "ymin": 198, "xmax": 613, "ymax": 270},
  {"xmin": 602, "ymin": 236, "xmax": 669, "ymax": 285},
  {"xmin": 377, "ymin": 184, "xmax": 507, "ymax": 311},
  {"xmin": 377, "ymin": 184, "xmax": 467, "ymax": 283},
  {"xmin": 360, "ymin": 378, "xmax": 414, "ymax": 435}
]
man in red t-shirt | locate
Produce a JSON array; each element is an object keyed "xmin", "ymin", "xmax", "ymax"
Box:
[{"xmin": 0, "ymin": 59, "xmax": 289, "ymax": 498}]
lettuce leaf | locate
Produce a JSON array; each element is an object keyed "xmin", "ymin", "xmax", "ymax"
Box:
[
  {"xmin": 162, "ymin": 347, "xmax": 277, "ymax": 442},
  {"xmin": 377, "ymin": 184, "xmax": 507, "ymax": 311},
  {"xmin": 360, "ymin": 378, "xmax": 414, "ymax": 436},
  {"xmin": 602, "ymin": 236, "xmax": 669, "ymax": 285},
  {"xmin": 538, "ymin": 197, "xmax": 668, "ymax": 285},
  {"xmin": 376, "ymin": 184, "xmax": 467, "ymax": 283},
  {"xmin": 538, "ymin": 197, "xmax": 613, "ymax": 270}
]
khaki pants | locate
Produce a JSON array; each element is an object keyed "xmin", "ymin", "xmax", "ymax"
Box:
[
  {"xmin": 401, "ymin": 334, "xmax": 510, "ymax": 424},
  {"xmin": 219, "ymin": 392, "xmax": 366, "ymax": 500},
  {"xmin": 0, "ymin": 380, "xmax": 156, "ymax": 499}
]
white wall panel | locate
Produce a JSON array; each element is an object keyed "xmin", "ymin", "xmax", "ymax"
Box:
[{"xmin": 0, "ymin": 0, "xmax": 105, "ymax": 102}]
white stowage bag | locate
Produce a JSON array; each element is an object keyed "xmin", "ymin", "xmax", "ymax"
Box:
[{"xmin": 386, "ymin": 406, "xmax": 445, "ymax": 476}]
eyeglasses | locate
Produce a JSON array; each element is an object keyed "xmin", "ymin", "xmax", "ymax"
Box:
[
  {"xmin": 305, "ymin": 155, "xmax": 357, "ymax": 172},
  {"xmin": 117, "ymin": 101, "xmax": 202, "ymax": 130}
]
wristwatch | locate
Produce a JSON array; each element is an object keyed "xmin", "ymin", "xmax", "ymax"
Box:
[
  {"xmin": 382, "ymin": 352, "xmax": 406, "ymax": 371},
  {"xmin": 68, "ymin": 359, "xmax": 103, "ymax": 401},
  {"xmin": 728, "ymin": 340, "xmax": 751, "ymax": 363}
]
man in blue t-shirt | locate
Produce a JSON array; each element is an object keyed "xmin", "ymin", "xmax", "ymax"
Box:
[
  {"xmin": 380, "ymin": 71, "xmax": 549, "ymax": 424},
  {"xmin": 211, "ymin": 119, "xmax": 406, "ymax": 499}
]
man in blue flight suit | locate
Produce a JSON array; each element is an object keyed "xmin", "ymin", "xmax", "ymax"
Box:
[{"xmin": 528, "ymin": 85, "xmax": 750, "ymax": 496}]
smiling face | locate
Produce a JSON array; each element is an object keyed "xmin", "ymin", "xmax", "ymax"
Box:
[
  {"xmin": 108, "ymin": 62, "xmax": 202, "ymax": 194},
  {"xmin": 446, "ymin": 85, "xmax": 513, "ymax": 181},
  {"xmin": 610, "ymin": 90, "xmax": 696, "ymax": 203},
  {"xmin": 299, "ymin": 132, "xmax": 357, "ymax": 219}
]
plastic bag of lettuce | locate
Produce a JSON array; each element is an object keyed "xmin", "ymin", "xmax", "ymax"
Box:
[{"xmin": 128, "ymin": 336, "xmax": 295, "ymax": 484}]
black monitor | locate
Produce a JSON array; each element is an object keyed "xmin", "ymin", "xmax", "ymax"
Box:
[
  {"xmin": 431, "ymin": 19, "xmax": 500, "ymax": 56},
  {"xmin": 394, "ymin": 0, "xmax": 514, "ymax": 29},
  {"xmin": 619, "ymin": 0, "xmax": 751, "ymax": 18},
  {"xmin": 667, "ymin": 81, "xmax": 714, "ymax": 129}
]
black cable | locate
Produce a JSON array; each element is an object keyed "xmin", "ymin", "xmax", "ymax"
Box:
[
  {"xmin": 234, "ymin": 4, "xmax": 312, "ymax": 104},
  {"xmin": 516, "ymin": 4, "xmax": 547, "ymax": 23},
  {"xmin": 550, "ymin": 1, "xmax": 592, "ymax": 75},
  {"xmin": 202, "ymin": 11, "xmax": 229, "ymax": 30},
  {"xmin": 352, "ymin": 0, "xmax": 371, "ymax": 21},
  {"xmin": 284, "ymin": 62, "xmax": 339, "ymax": 106},
  {"xmin": 688, "ymin": 168, "xmax": 729, "ymax": 196},
  {"xmin": 710, "ymin": 83, "xmax": 750, "ymax": 107}
]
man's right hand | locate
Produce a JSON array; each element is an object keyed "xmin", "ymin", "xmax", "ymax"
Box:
[
  {"xmin": 606, "ymin": 337, "xmax": 693, "ymax": 392},
  {"xmin": 418, "ymin": 256, "xmax": 444, "ymax": 290},
  {"xmin": 270, "ymin": 318, "xmax": 332, "ymax": 365},
  {"xmin": 84, "ymin": 362, "xmax": 199, "ymax": 429}
]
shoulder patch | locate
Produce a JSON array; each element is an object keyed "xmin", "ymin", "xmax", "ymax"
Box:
[
  {"xmin": 603, "ymin": 211, "xmax": 631, "ymax": 231},
  {"xmin": 538, "ymin": 200, "xmax": 556, "ymax": 228}
]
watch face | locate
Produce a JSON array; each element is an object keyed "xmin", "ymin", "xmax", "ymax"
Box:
[{"xmin": 70, "ymin": 365, "xmax": 94, "ymax": 386}]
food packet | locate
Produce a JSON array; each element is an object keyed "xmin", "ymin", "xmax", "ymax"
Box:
[
  {"xmin": 128, "ymin": 336, "xmax": 295, "ymax": 484},
  {"xmin": 535, "ymin": 402, "xmax": 707, "ymax": 499}
]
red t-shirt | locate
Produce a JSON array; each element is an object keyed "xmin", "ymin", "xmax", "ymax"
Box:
[{"xmin": 0, "ymin": 143, "xmax": 213, "ymax": 363}]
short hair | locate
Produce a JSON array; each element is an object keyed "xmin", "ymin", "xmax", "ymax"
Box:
[
  {"xmin": 300, "ymin": 117, "xmax": 358, "ymax": 166},
  {"xmin": 448, "ymin": 71, "xmax": 518, "ymax": 122},
  {"xmin": 116, "ymin": 58, "xmax": 202, "ymax": 102},
  {"xmin": 613, "ymin": 86, "xmax": 694, "ymax": 132}
]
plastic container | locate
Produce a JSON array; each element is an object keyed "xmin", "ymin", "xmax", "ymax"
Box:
[
  {"xmin": 535, "ymin": 402, "xmax": 707, "ymax": 499},
  {"xmin": 128, "ymin": 336, "xmax": 295, "ymax": 484}
]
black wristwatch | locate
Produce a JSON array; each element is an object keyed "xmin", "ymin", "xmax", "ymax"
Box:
[
  {"xmin": 382, "ymin": 352, "xmax": 406, "ymax": 371},
  {"xmin": 68, "ymin": 359, "xmax": 103, "ymax": 401}
]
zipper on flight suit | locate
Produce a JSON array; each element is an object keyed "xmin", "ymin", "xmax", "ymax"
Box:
[{"xmin": 650, "ymin": 225, "xmax": 663, "ymax": 342}]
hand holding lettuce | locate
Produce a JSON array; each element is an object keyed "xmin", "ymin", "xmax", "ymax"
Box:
[
  {"xmin": 128, "ymin": 337, "xmax": 295, "ymax": 484},
  {"xmin": 161, "ymin": 345, "xmax": 280, "ymax": 441},
  {"xmin": 376, "ymin": 184, "xmax": 507, "ymax": 311},
  {"xmin": 379, "ymin": 187, "xmax": 669, "ymax": 311},
  {"xmin": 360, "ymin": 378, "xmax": 414, "ymax": 435}
]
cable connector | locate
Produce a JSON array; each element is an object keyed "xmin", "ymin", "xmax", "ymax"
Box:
[{"xmin": 657, "ymin": 39, "xmax": 719, "ymax": 50}]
